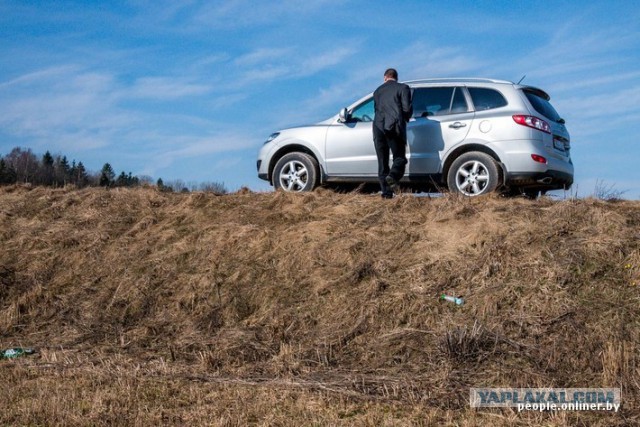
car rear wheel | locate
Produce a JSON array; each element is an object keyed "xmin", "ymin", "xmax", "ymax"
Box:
[
  {"xmin": 447, "ymin": 152, "xmax": 500, "ymax": 196},
  {"xmin": 273, "ymin": 152, "xmax": 319, "ymax": 192}
]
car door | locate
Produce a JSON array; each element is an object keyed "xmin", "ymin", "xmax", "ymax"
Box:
[
  {"xmin": 324, "ymin": 97, "xmax": 377, "ymax": 176},
  {"xmin": 407, "ymin": 86, "xmax": 474, "ymax": 175}
]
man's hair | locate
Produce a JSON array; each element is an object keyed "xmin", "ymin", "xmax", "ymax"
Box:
[{"xmin": 384, "ymin": 68, "xmax": 398, "ymax": 80}]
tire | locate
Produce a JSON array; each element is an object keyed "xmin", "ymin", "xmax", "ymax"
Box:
[
  {"xmin": 447, "ymin": 152, "xmax": 500, "ymax": 196},
  {"xmin": 272, "ymin": 152, "xmax": 319, "ymax": 192}
]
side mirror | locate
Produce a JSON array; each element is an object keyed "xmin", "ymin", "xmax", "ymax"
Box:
[{"xmin": 338, "ymin": 107, "xmax": 349, "ymax": 123}]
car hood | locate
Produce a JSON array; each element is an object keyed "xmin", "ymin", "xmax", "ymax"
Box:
[{"xmin": 276, "ymin": 116, "xmax": 337, "ymax": 133}]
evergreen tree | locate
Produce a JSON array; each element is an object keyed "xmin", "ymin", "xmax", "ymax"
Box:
[
  {"xmin": 54, "ymin": 155, "xmax": 71, "ymax": 186},
  {"xmin": 99, "ymin": 163, "xmax": 115, "ymax": 187},
  {"xmin": 115, "ymin": 171, "xmax": 128, "ymax": 187},
  {"xmin": 39, "ymin": 151, "xmax": 55, "ymax": 186},
  {"xmin": 114, "ymin": 171, "xmax": 139, "ymax": 187},
  {"xmin": 69, "ymin": 160, "xmax": 77, "ymax": 183},
  {"xmin": 127, "ymin": 172, "xmax": 139, "ymax": 187},
  {"xmin": 42, "ymin": 151, "xmax": 54, "ymax": 167},
  {"xmin": 156, "ymin": 177, "xmax": 173, "ymax": 192},
  {"xmin": 74, "ymin": 161, "xmax": 88, "ymax": 187}
]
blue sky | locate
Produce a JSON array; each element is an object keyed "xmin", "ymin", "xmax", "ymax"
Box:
[{"xmin": 1, "ymin": 1, "xmax": 639, "ymax": 196}]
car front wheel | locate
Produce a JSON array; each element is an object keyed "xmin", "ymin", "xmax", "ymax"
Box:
[
  {"xmin": 273, "ymin": 152, "xmax": 319, "ymax": 192},
  {"xmin": 447, "ymin": 152, "xmax": 500, "ymax": 196}
]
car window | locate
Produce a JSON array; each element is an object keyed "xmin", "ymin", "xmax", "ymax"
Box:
[
  {"xmin": 523, "ymin": 90, "xmax": 562, "ymax": 122},
  {"xmin": 413, "ymin": 87, "xmax": 453, "ymax": 117},
  {"xmin": 468, "ymin": 87, "xmax": 508, "ymax": 111},
  {"xmin": 350, "ymin": 98, "xmax": 375, "ymax": 122},
  {"xmin": 412, "ymin": 87, "xmax": 468, "ymax": 117}
]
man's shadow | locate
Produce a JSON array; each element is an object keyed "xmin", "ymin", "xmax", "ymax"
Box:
[{"xmin": 407, "ymin": 113, "xmax": 445, "ymax": 175}]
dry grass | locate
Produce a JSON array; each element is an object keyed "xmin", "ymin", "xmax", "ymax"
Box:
[{"xmin": 1, "ymin": 185, "xmax": 639, "ymax": 425}]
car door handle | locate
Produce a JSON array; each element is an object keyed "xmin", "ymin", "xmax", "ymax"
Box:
[{"xmin": 449, "ymin": 122, "xmax": 467, "ymax": 129}]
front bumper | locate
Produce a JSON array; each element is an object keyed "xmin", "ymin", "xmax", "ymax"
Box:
[{"xmin": 257, "ymin": 160, "xmax": 269, "ymax": 181}]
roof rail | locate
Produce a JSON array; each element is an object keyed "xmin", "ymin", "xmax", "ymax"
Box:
[{"xmin": 403, "ymin": 77, "xmax": 514, "ymax": 85}]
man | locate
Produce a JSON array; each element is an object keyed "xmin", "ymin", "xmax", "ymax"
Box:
[{"xmin": 373, "ymin": 68, "xmax": 413, "ymax": 198}]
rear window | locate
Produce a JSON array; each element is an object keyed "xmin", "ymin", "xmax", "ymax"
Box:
[
  {"xmin": 468, "ymin": 87, "xmax": 508, "ymax": 111},
  {"xmin": 523, "ymin": 90, "xmax": 561, "ymax": 122}
]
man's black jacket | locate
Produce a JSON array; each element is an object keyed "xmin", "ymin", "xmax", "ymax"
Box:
[{"xmin": 373, "ymin": 80, "xmax": 413, "ymax": 134}]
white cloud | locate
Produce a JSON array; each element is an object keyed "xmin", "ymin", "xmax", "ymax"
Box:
[
  {"xmin": 142, "ymin": 132, "xmax": 258, "ymax": 175},
  {"xmin": 502, "ymin": 25, "xmax": 638, "ymax": 83},
  {"xmin": 230, "ymin": 44, "xmax": 360, "ymax": 89},
  {"xmin": 544, "ymin": 71, "xmax": 640, "ymax": 95},
  {"xmin": 127, "ymin": 0, "xmax": 198, "ymax": 23},
  {"xmin": 0, "ymin": 65, "xmax": 79, "ymax": 89},
  {"xmin": 212, "ymin": 155, "xmax": 242, "ymax": 172},
  {"xmin": 238, "ymin": 65, "xmax": 292, "ymax": 84},
  {"xmin": 559, "ymin": 86, "xmax": 640, "ymax": 120},
  {"xmin": 234, "ymin": 47, "xmax": 293, "ymax": 67},
  {"xmin": 129, "ymin": 76, "xmax": 213, "ymax": 99},
  {"xmin": 300, "ymin": 47, "xmax": 357, "ymax": 76},
  {"xmin": 0, "ymin": 66, "xmax": 126, "ymax": 139},
  {"xmin": 191, "ymin": 0, "xmax": 334, "ymax": 29},
  {"xmin": 399, "ymin": 45, "xmax": 488, "ymax": 80},
  {"xmin": 0, "ymin": 63, "xmax": 255, "ymax": 169}
]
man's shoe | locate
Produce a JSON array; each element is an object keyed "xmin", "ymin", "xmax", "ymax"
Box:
[{"xmin": 385, "ymin": 175, "xmax": 400, "ymax": 194}]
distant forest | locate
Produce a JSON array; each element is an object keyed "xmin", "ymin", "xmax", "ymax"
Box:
[{"xmin": 0, "ymin": 147, "xmax": 226, "ymax": 194}]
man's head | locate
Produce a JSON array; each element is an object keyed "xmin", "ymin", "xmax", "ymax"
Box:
[{"xmin": 384, "ymin": 68, "xmax": 398, "ymax": 82}]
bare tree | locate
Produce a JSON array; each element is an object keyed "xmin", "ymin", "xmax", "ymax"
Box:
[
  {"xmin": 4, "ymin": 147, "xmax": 39, "ymax": 183},
  {"xmin": 199, "ymin": 181, "xmax": 227, "ymax": 195}
]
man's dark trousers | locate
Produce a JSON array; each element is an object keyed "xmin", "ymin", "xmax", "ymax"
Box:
[{"xmin": 373, "ymin": 125, "xmax": 407, "ymax": 195}]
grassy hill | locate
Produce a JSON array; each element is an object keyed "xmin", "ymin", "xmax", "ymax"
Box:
[{"xmin": 1, "ymin": 185, "xmax": 639, "ymax": 426}]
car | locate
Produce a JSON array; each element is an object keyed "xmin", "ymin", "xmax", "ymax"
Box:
[{"xmin": 257, "ymin": 78, "xmax": 573, "ymax": 197}]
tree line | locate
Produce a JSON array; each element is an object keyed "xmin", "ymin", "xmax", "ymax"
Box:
[{"xmin": 0, "ymin": 147, "xmax": 227, "ymax": 194}]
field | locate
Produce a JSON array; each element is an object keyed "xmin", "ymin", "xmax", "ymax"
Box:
[{"xmin": 1, "ymin": 185, "xmax": 639, "ymax": 426}]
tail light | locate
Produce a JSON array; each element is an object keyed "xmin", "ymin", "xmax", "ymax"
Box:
[
  {"xmin": 513, "ymin": 115, "xmax": 551, "ymax": 134},
  {"xmin": 531, "ymin": 154, "xmax": 547, "ymax": 164}
]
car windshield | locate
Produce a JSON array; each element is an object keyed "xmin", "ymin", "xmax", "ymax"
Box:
[{"xmin": 523, "ymin": 90, "xmax": 562, "ymax": 122}]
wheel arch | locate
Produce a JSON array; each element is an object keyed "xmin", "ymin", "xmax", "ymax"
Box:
[
  {"xmin": 268, "ymin": 143, "xmax": 323, "ymax": 184},
  {"xmin": 441, "ymin": 143, "xmax": 505, "ymax": 186}
]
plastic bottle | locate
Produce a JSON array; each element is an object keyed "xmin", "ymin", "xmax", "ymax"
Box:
[
  {"xmin": 1, "ymin": 347, "xmax": 35, "ymax": 359},
  {"xmin": 440, "ymin": 294, "xmax": 464, "ymax": 306}
]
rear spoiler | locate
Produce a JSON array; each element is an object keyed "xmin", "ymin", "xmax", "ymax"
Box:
[{"xmin": 520, "ymin": 86, "xmax": 551, "ymax": 101}]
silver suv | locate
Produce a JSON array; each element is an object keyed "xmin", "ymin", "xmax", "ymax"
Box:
[{"xmin": 257, "ymin": 78, "xmax": 573, "ymax": 197}]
